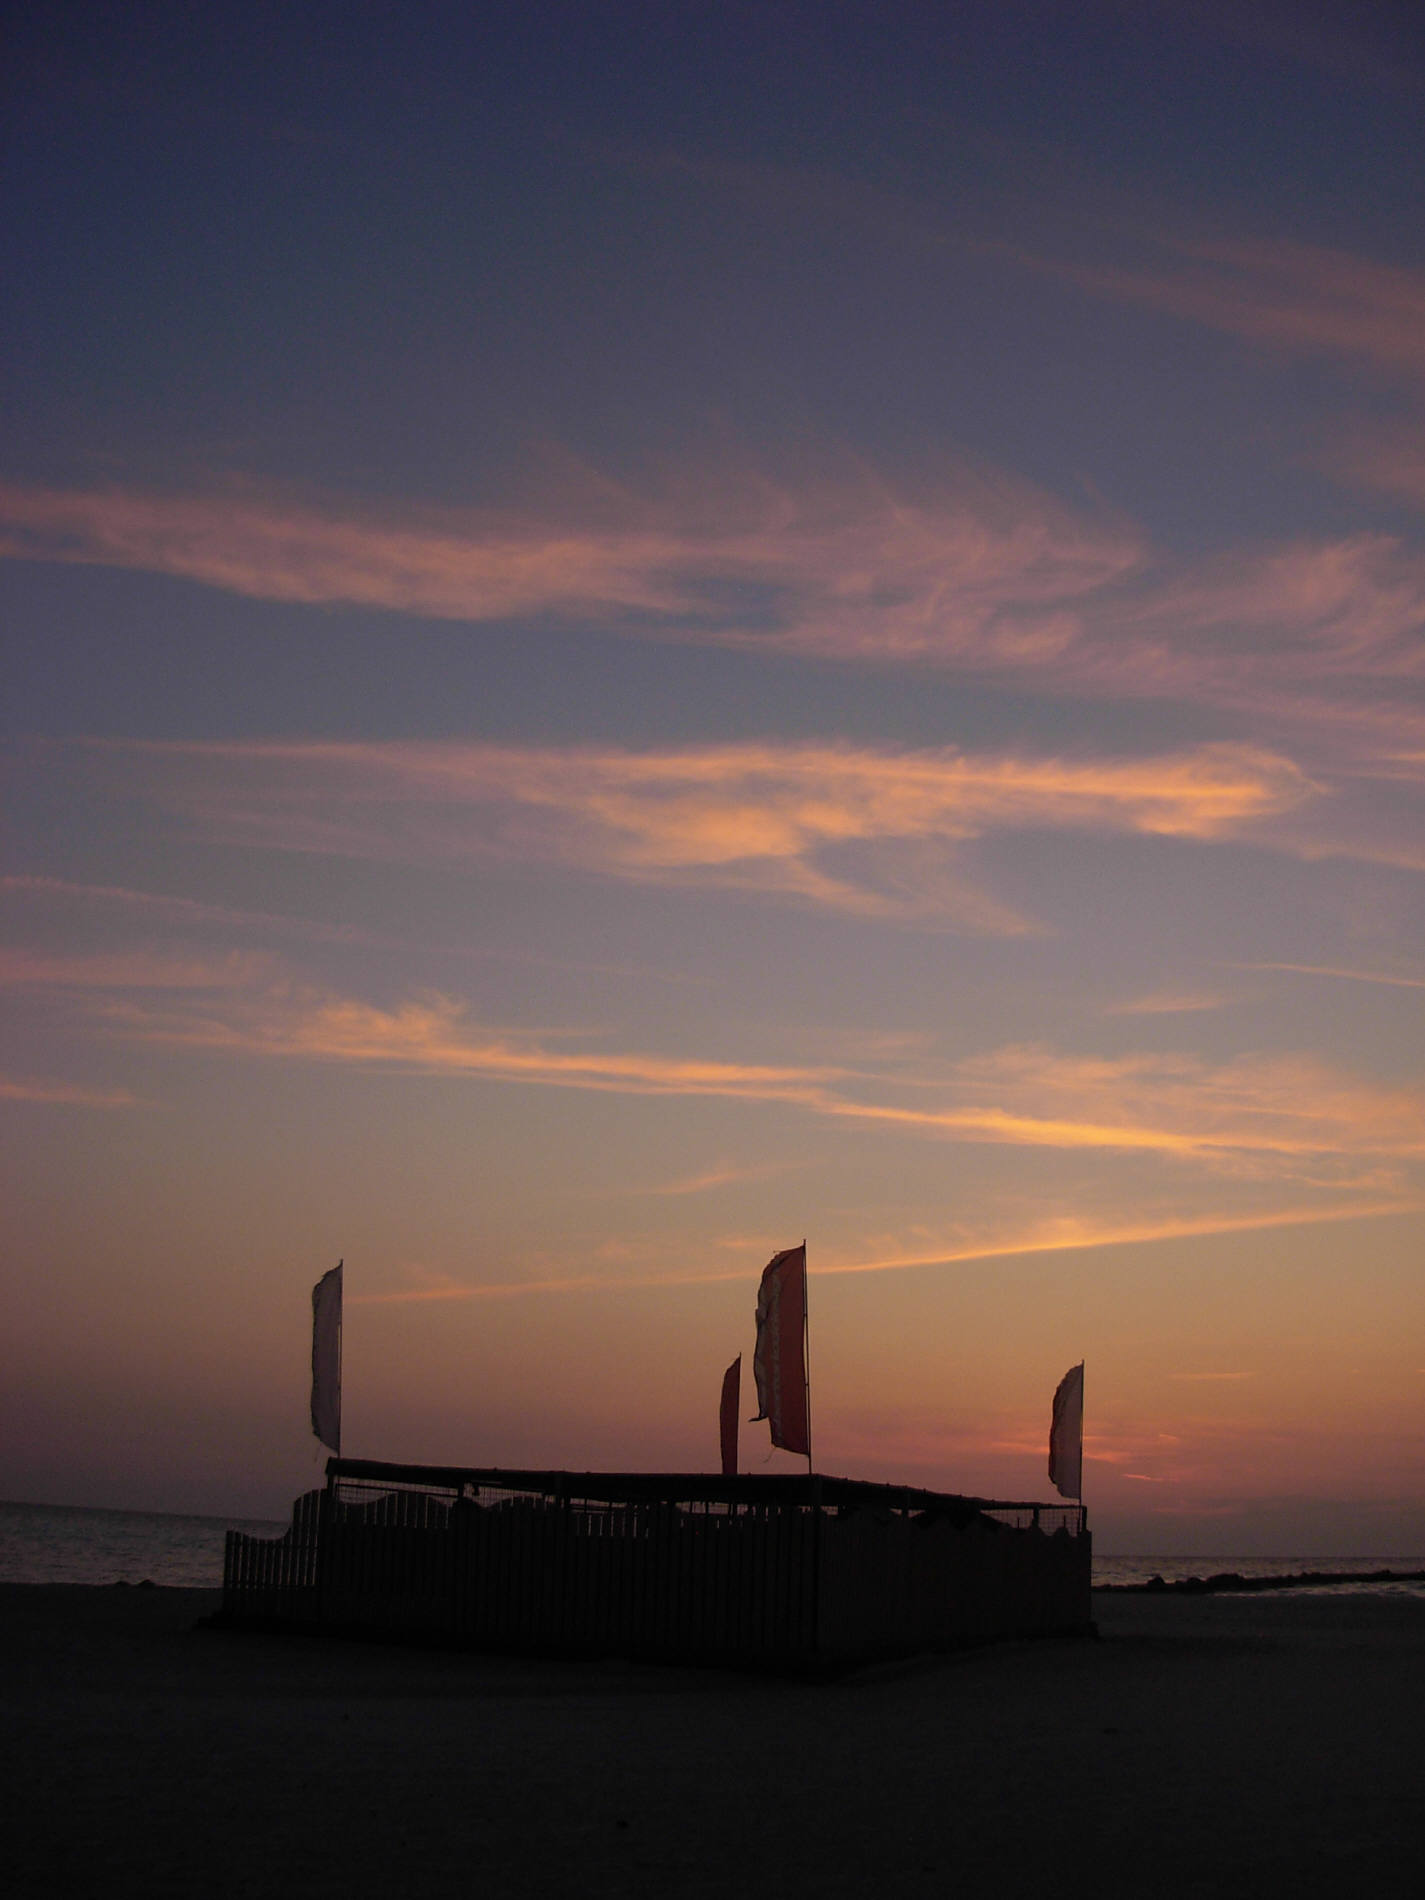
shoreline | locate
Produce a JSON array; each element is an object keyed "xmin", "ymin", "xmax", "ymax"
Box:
[{"xmin": 1095, "ymin": 1564, "xmax": 1425, "ymax": 1595}]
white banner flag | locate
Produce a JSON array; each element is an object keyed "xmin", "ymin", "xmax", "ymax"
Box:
[
  {"xmin": 311, "ymin": 1262, "xmax": 342, "ymax": 1454},
  {"xmin": 1048, "ymin": 1361, "xmax": 1083, "ymax": 1500}
]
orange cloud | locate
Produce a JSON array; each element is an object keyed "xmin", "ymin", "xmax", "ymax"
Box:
[
  {"xmin": 346, "ymin": 1197, "xmax": 1418, "ymax": 1305},
  {"xmin": 0, "ymin": 1075, "xmax": 141, "ymax": 1107},
  {"xmin": 83, "ymin": 734, "xmax": 1316, "ymax": 925},
  {"xmin": 1121, "ymin": 535, "xmax": 1425, "ymax": 686},
  {"xmin": 95, "ymin": 986, "xmax": 841, "ymax": 1104},
  {"xmin": 0, "ymin": 874, "xmax": 384, "ymax": 946},
  {"xmin": 900, "ymin": 1043, "xmax": 1425, "ymax": 1167},
  {"xmin": 637, "ymin": 1160, "xmax": 791, "ymax": 1196},
  {"xmin": 826, "ymin": 1196, "xmax": 1421, "ymax": 1277},
  {"xmin": 1106, "ymin": 990, "xmax": 1227, "ymax": 1015},
  {"xmin": 0, "ymin": 464, "xmax": 1141, "ymax": 656},
  {"xmin": 0, "ymin": 947, "xmax": 272, "ymax": 989},
  {"xmin": 4, "ymin": 463, "xmax": 1422, "ymax": 752},
  {"xmin": 1168, "ymin": 1371, "xmax": 1257, "ymax": 1383},
  {"xmin": 82, "ymin": 975, "xmax": 1425, "ymax": 1173},
  {"xmin": 1235, "ymin": 960, "xmax": 1425, "ymax": 992}
]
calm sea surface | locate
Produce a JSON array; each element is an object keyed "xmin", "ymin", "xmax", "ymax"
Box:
[
  {"xmin": 0, "ymin": 1500, "xmax": 286, "ymax": 1587},
  {"xmin": 3, "ymin": 1498, "xmax": 1423, "ymax": 1594}
]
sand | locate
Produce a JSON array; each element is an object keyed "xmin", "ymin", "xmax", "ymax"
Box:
[{"xmin": 4, "ymin": 1583, "xmax": 1422, "ymax": 1898}]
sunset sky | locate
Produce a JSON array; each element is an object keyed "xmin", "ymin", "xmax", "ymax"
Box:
[{"xmin": 4, "ymin": 2, "xmax": 1423, "ymax": 1554}]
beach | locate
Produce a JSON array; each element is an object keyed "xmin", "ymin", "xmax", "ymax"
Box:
[{"xmin": 5, "ymin": 1583, "xmax": 1421, "ymax": 1897}]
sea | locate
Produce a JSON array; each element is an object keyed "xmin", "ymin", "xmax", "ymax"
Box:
[
  {"xmin": 2, "ymin": 1498, "xmax": 1423, "ymax": 1595},
  {"xmin": 0, "ymin": 1499, "xmax": 287, "ymax": 1588}
]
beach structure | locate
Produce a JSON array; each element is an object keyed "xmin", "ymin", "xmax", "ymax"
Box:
[
  {"xmin": 238, "ymin": 1251, "xmax": 1092, "ymax": 1666},
  {"xmin": 221, "ymin": 1459, "xmax": 1091, "ymax": 1669}
]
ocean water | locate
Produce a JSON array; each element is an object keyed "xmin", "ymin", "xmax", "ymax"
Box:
[
  {"xmin": 1092, "ymin": 1552, "xmax": 1425, "ymax": 1595},
  {"xmin": 3, "ymin": 1498, "xmax": 1423, "ymax": 1595},
  {"xmin": 0, "ymin": 1500, "xmax": 286, "ymax": 1587}
]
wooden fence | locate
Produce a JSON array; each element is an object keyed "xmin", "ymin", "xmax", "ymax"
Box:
[
  {"xmin": 221, "ymin": 1462, "xmax": 1091, "ymax": 1666},
  {"xmin": 223, "ymin": 1487, "xmax": 323, "ymax": 1624}
]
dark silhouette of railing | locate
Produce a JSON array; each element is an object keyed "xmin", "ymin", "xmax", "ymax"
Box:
[{"xmin": 222, "ymin": 1460, "xmax": 1090, "ymax": 1665}]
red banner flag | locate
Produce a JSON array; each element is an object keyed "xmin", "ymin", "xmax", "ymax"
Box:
[
  {"xmin": 719, "ymin": 1355, "xmax": 740, "ymax": 1477},
  {"xmin": 311, "ymin": 1262, "xmax": 342, "ymax": 1455},
  {"xmin": 1048, "ymin": 1361, "xmax": 1083, "ymax": 1500},
  {"xmin": 751, "ymin": 1243, "xmax": 809, "ymax": 1457}
]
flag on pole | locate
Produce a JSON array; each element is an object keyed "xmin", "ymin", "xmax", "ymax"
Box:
[
  {"xmin": 311, "ymin": 1262, "xmax": 342, "ymax": 1454},
  {"xmin": 751, "ymin": 1243, "xmax": 809, "ymax": 1456},
  {"xmin": 1048, "ymin": 1361, "xmax": 1083, "ymax": 1500},
  {"xmin": 719, "ymin": 1355, "xmax": 741, "ymax": 1477}
]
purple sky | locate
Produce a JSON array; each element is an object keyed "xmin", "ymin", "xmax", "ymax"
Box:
[{"xmin": 3, "ymin": 2, "xmax": 1423, "ymax": 1554}]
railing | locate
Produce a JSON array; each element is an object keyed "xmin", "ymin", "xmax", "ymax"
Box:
[
  {"xmin": 222, "ymin": 1488, "xmax": 322, "ymax": 1621},
  {"xmin": 981, "ymin": 1503, "xmax": 1085, "ymax": 1535},
  {"xmin": 221, "ymin": 1462, "xmax": 1091, "ymax": 1661},
  {"xmin": 318, "ymin": 1469, "xmax": 820, "ymax": 1658},
  {"xmin": 324, "ymin": 1459, "xmax": 1088, "ymax": 1534}
]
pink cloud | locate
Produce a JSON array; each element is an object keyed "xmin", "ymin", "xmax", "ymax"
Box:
[
  {"xmin": 345, "ymin": 1195, "xmax": 1417, "ymax": 1305},
  {"xmin": 1106, "ymin": 990, "xmax": 1227, "ymax": 1016},
  {"xmin": 1048, "ymin": 225, "xmax": 1425, "ymax": 546},
  {"xmin": 1236, "ymin": 960, "xmax": 1425, "ymax": 992},
  {"xmin": 0, "ymin": 1075, "xmax": 141, "ymax": 1107},
  {"xmin": 4, "ymin": 464, "xmax": 1421, "ymax": 765},
  {"xmin": 78, "ymin": 733, "xmax": 1316, "ymax": 926},
  {"xmin": 82, "ymin": 977, "xmax": 1425, "ymax": 1172},
  {"xmin": 0, "ymin": 465, "xmax": 1141, "ymax": 658},
  {"xmin": 1066, "ymin": 234, "xmax": 1425, "ymax": 383},
  {"xmin": 1333, "ymin": 423, "xmax": 1425, "ymax": 511},
  {"xmin": 0, "ymin": 947, "xmax": 272, "ymax": 989}
]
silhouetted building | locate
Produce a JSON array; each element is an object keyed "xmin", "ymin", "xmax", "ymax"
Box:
[{"xmin": 221, "ymin": 1459, "xmax": 1091, "ymax": 1669}]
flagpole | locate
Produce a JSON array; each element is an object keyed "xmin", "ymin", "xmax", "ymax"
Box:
[
  {"xmin": 336, "ymin": 1259, "xmax": 344, "ymax": 1459},
  {"xmin": 802, "ymin": 1238, "xmax": 812, "ymax": 1477}
]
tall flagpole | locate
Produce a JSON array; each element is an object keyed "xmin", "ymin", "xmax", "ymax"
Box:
[
  {"xmin": 336, "ymin": 1258, "xmax": 344, "ymax": 1459},
  {"xmin": 802, "ymin": 1237, "xmax": 812, "ymax": 1476}
]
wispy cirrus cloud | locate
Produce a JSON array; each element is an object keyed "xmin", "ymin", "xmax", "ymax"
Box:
[
  {"xmin": 0, "ymin": 463, "xmax": 1142, "ymax": 659},
  {"xmin": 820, "ymin": 1195, "xmax": 1420, "ymax": 1277},
  {"xmin": 78, "ymin": 733, "xmax": 1316, "ymax": 926},
  {"xmin": 932, "ymin": 1042, "xmax": 1425, "ymax": 1169},
  {"xmin": 0, "ymin": 1074, "xmax": 141, "ymax": 1107},
  {"xmin": 1168, "ymin": 1371, "xmax": 1256, "ymax": 1383},
  {"xmin": 0, "ymin": 873, "xmax": 386, "ymax": 947},
  {"xmin": 0, "ymin": 947, "xmax": 272, "ymax": 989},
  {"xmin": 348, "ymin": 1196, "xmax": 1418, "ymax": 1304},
  {"xmin": 1054, "ymin": 226, "xmax": 1425, "ymax": 547},
  {"xmin": 71, "ymin": 976, "xmax": 1425, "ymax": 1172},
  {"xmin": 637, "ymin": 1159, "xmax": 790, "ymax": 1197},
  {"xmin": 97, "ymin": 987, "xmax": 841, "ymax": 1103},
  {"xmin": 1235, "ymin": 960, "xmax": 1425, "ymax": 992},
  {"xmin": 4, "ymin": 464, "xmax": 1422, "ymax": 760},
  {"xmin": 1334, "ymin": 423, "xmax": 1425, "ymax": 513},
  {"xmin": 0, "ymin": 873, "xmax": 709, "ymax": 987},
  {"xmin": 1064, "ymin": 233, "xmax": 1425, "ymax": 384},
  {"xmin": 1106, "ymin": 990, "xmax": 1227, "ymax": 1016}
]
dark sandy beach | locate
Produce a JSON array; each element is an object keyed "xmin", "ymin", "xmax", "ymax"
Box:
[{"xmin": 4, "ymin": 1583, "xmax": 1422, "ymax": 1898}]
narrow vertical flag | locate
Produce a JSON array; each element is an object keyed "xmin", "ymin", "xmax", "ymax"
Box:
[
  {"xmin": 719, "ymin": 1355, "xmax": 741, "ymax": 1478},
  {"xmin": 311, "ymin": 1262, "xmax": 342, "ymax": 1455},
  {"xmin": 1048, "ymin": 1361, "xmax": 1084, "ymax": 1500},
  {"xmin": 751, "ymin": 1243, "xmax": 809, "ymax": 1457}
]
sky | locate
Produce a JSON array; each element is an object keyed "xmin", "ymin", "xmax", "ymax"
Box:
[{"xmin": 3, "ymin": 0, "xmax": 1423, "ymax": 1554}]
